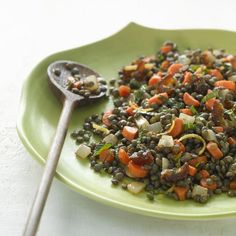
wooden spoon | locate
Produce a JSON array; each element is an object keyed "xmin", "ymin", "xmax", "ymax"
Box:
[{"xmin": 24, "ymin": 60, "xmax": 107, "ymax": 236}]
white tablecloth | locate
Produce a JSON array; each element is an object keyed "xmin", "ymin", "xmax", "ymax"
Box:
[{"xmin": 1, "ymin": 0, "xmax": 236, "ymax": 235}]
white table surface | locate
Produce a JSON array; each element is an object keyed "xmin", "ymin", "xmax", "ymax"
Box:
[{"xmin": 1, "ymin": 0, "xmax": 236, "ymax": 235}]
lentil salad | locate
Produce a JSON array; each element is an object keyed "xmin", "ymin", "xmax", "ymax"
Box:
[{"xmin": 71, "ymin": 41, "xmax": 236, "ymax": 203}]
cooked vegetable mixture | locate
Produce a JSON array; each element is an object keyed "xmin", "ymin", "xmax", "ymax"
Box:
[
  {"xmin": 54, "ymin": 62, "xmax": 107, "ymax": 97},
  {"xmin": 71, "ymin": 41, "xmax": 236, "ymax": 203}
]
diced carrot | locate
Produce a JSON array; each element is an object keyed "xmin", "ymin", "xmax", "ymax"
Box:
[
  {"xmin": 183, "ymin": 92, "xmax": 200, "ymax": 107},
  {"xmin": 127, "ymin": 161, "xmax": 149, "ymax": 178},
  {"xmin": 214, "ymin": 80, "xmax": 236, "ymax": 91},
  {"xmin": 148, "ymin": 92, "xmax": 169, "ymax": 105},
  {"xmin": 73, "ymin": 81, "xmax": 81, "ymax": 89},
  {"xmin": 161, "ymin": 74, "xmax": 175, "ymax": 86},
  {"xmin": 205, "ymin": 89, "xmax": 216, "ymax": 111},
  {"xmin": 229, "ymin": 181, "xmax": 236, "ymax": 190},
  {"xmin": 213, "ymin": 126, "xmax": 224, "ymax": 133},
  {"xmin": 225, "ymin": 55, "xmax": 236, "ymax": 69},
  {"xmin": 122, "ymin": 126, "xmax": 138, "ymax": 141},
  {"xmin": 167, "ymin": 63, "xmax": 183, "ymax": 75},
  {"xmin": 182, "ymin": 71, "xmax": 192, "ymax": 84},
  {"xmin": 118, "ymin": 148, "xmax": 130, "ymax": 165},
  {"xmin": 205, "ymin": 97, "xmax": 216, "ymax": 111},
  {"xmin": 173, "ymin": 140, "xmax": 186, "ymax": 153},
  {"xmin": 148, "ymin": 75, "xmax": 161, "ymax": 86},
  {"xmin": 173, "ymin": 186, "xmax": 188, "ymax": 201},
  {"xmin": 161, "ymin": 60, "xmax": 170, "ymax": 70},
  {"xmin": 157, "ymin": 71, "xmax": 163, "ymax": 77},
  {"xmin": 126, "ymin": 107, "xmax": 135, "ymax": 116},
  {"xmin": 169, "ymin": 118, "xmax": 183, "ymax": 138},
  {"xmin": 102, "ymin": 110, "xmax": 112, "ymax": 127},
  {"xmin": 206, "ymin": 142, "xmax": 223, "ymax": 159},
  {"xmin": 160, "ymin": 45, "xmax": 172, "ymax": 54},
  {"xmin": 199, "ymin": 170, "xmax": 210, "ymax": 178},
  {"xmin": 118, "ymin": 85, "xmax": 131, "ymax": 97},
  {"xmin": 200, "ymin": 178, "xmax": 217, "ymax": 190},
  {"xmin": 180, "ymin": 108, "xmax": 193, "ymax": 116},
  {"xmin": 188, "ymin": 156, "xmax": 207, "ymax": 167},
  {"xmin": 227, "ymin": 137, "xmax": 236, "ymax": 145},
  {"xmin": 209, "ymin": 69, "xmax": 223, "ymax": 80},
  {"xmin": 99, "ymin": 149, "xmax": 114, "ymax": 163},
  {"xmin": 188, "ymin": 165, "xmax": 197, "ymax": 176}
]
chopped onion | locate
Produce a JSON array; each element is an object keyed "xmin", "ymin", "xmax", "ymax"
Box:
[
  {"xmin": 192, "ymin": 185, "xmax": 208, "ymax": 198},
  {"xmin": 146, "ymin": 122, "xmax": 163, "ymax": 133},
  {"xmin": 103, "ymin": 134, "xmax": 118, "ymax": 146},
  {"xmin": 84, "ymin": 75, "xmax": 99, "ymax": 91},
  {"xmin": 124, "ymin": 65, "xmax": 138, "ymax": 71},
  {"xmin": 179, "ymin": 113, "xmax": 195, "ymax": 124},
  {"xmin": 67, "ymin": 76, "xmax": 76, "ymax": 84},
  {"xmin": 178, "ymin": 55, "xmax": 191, "ymax": 65},
  {"xmin": 162, "ymin": 157, "xmax": 170, "ymax": 170},
  {"xmin": 229, "ymin": 75, "xmax": 236, "ymax": 82},
  {"xmin": 135, "ymin": 115, "xmax": 149, "ymax": 129},
  {"xmin": 178, "ymin": 134, "xmax": 206, "ymax": 155},
  {"xmin": 92, "ymin": 123, "xmax": 110, "ymax": 135},
  {"xmin": 76, "ymin": 144, "xmax": 91, "ymax": 159},
  {"xmin": 127, "ymin": 182, "xmax": 146, "ymax": 194},
  {"xmin": 202, "ymin": 129, "xmax": 217, "ymax": 142},
  {"xmin": 158, "ymin": 135, "xmax": 174, "ymax": 147},
  {"xmin": 218, "ymin": 89, "xmax": 230, "ymax": 101},
  {"xmin": 144, "ymin": 63, "xmax": 155, "ymax": 70}
]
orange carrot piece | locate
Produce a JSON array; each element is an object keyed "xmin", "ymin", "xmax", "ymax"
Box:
[
  {"xmin": 148, "ymin": 92, "xmax": 169, "ymax": 105},
  {"xmin": 188, "ymin": 156, "xmax": 207, "ymax": 167},
  {"xmin": 148, "ymin": 75, "xmax": 161, "ymax": 86},
  {"xmin": 167, "ymin": 63, "xmax": 183, "ymax": 75},
  {"xmin": 161, "ymin": 60, "xmax": 170, "ymax": 70},
  {"xmin": 183, "ymin": 92, "xmax": 200, "ymax": 107},
  {"xmin": 99, "ymin": 149, "xmax": 114, "ymax": 163},
  {"xmin": 229, "ymin": 181, "xmax": 236, "ymax": 190},
  {"xmin": 169, "ymin": 118, "xmax": 184, "ymax": 138},
  {"xmin": 173, "ymin": 187, "xmax": 188, "ymax": 201},
  {"xmin": 118, "ymin": 148, "xmax": 130, "ymax": 165},
  {"xmin": 118, "ymin": 85, "xmax": 131, "ymax": 97},
  {"xmin": 122, "ymin": 126, "xmax": 138, "ymax": 141},
  {"xmin": 209, "ymin": 69, "xmax": 223, "ymax": 80},
  {"xmin": 225, "ymin": 55, "xmax": 236, "ymax": 69},
  {"xmin": 227, "ymin": 137, "xmax": 236, "ymax": 145},
  {"xmin": 205, "ymin": 89, "xmax": 216, "ymax": 111},
  {"xmin": 102, "ymin": 110, "xmax": 112, "ymax": 127},
  {"xmin": 73, "ymin": 81, "xmax": 81, "ymax": 89},
  {"xmin": 206, "ymin": 142, "xmax": 223, "ymax": 159},
  {"xmin": 214, "ymin": 80, "xmax": 236, "ymax": 91},
  {"xmin": 126, "ymin": 107, "xmax": 135, "ymax": 116},
  {"xmin": 182, "ymin": 71, "xmax": 192, "ymax": 84},
  {"xmin": 180, "ymin": 108, "xmax": 193, "ymax": 116},
  {"xmin": 199, "ymin": 170, "xmax": 210, "ymax": 178},
  {"xmin": 127, "ymin": 161, "xmax": 149, "ymax": 178},
  {"xmin": 174, "ymin": 140, "xmax": 186, "ymax": 153},
  {"xmin": 157, "ymin": 71, "xmax": 163, "ymax": 77},
  {"xmin": 188, "ymin": 165, "xmax": 197, "ymax": 176},
  {"xmin": 160, "ymin": 45, "xmax": 172, "ymax": 54},
  {"xmin": 213, "ymin": 126, "xmax": 224, "ymax": 133},
  {"xmin": 205, "ymin": 97, "xmax": 216, "ymax": 111},
  {"xmin": 200, "ymin": 178, "xmax": 217, "ymax": 190}
]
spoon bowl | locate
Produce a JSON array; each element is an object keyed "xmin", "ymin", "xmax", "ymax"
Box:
[{"xmin": 47, "ymin": 60, "xmax": 107, "ymax": 106}]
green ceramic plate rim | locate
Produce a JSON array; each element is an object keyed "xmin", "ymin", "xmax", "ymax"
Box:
[{"xmin": 17, "ymin": 22, "xmax": 236, "ymax": 220}]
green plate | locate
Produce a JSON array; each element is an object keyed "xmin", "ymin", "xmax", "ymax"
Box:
[{"xmin": 17, "ymin": 23, "xmax": 236, "ymax": 220}]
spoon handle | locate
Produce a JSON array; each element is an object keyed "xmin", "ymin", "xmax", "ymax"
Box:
[{"xmin": 24, "ymin": 99, "xmax": 75, "ymax": 236}]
